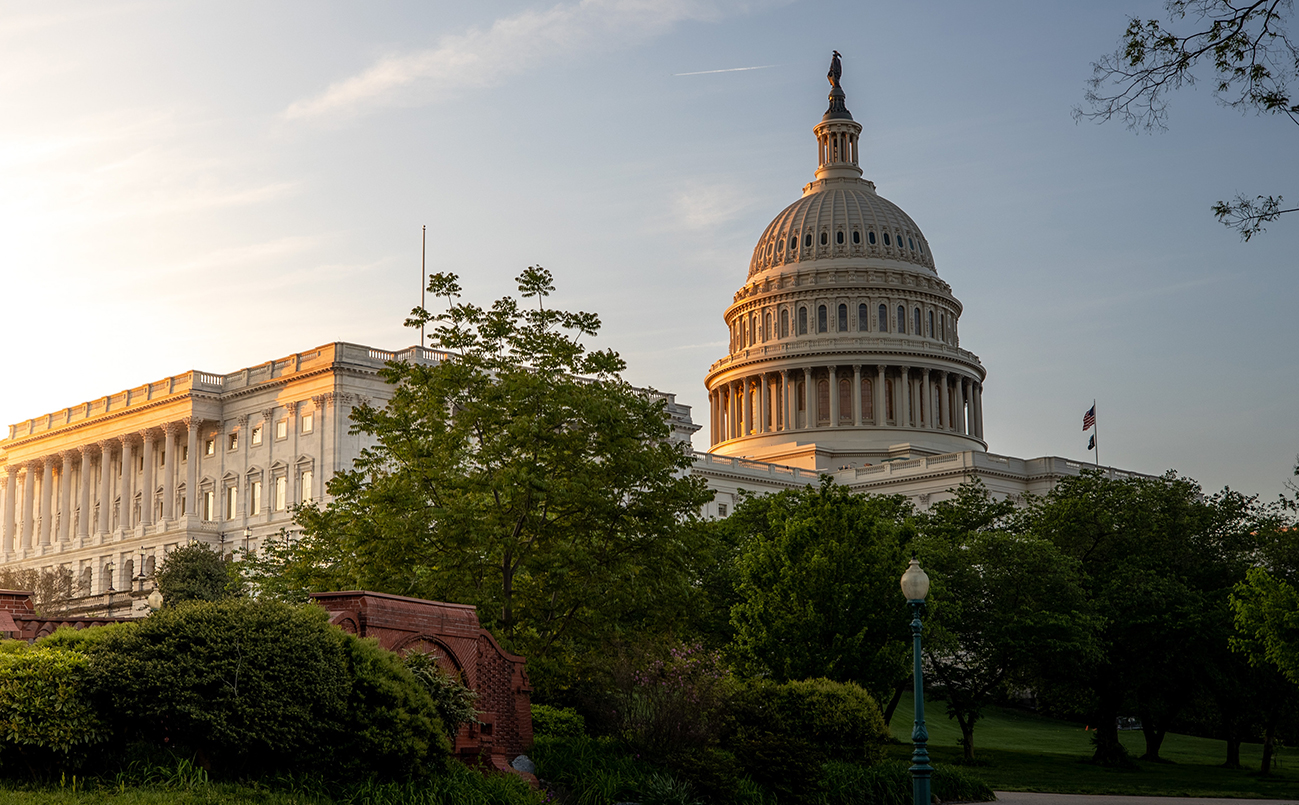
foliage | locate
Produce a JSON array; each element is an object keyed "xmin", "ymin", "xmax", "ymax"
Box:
[
  {"xmin": 153, "ymin": 543, "xmax": 243, "ymax": 606},
  {"xmin": 402, "ymin": 650, "xmax": 479, "ymax": 739},
  {"xmin": 729, "ymin": 480, "xmax": 913, "ymax": 713},
  {"xmin": 531, "ymin": 704, "xmax": 585, "ymax": 738},
  {"xmin": 251, "ymin": 267, "xmax": 714, "ymax": 672},
  {"xmin": 1078, "ymin": 0, "xmax": 1299, "ymax": 239},
  {"xmin": 915, "ymin": 480, "xmax": 1097, "ymax": 762},
  {"xmin": 613, "ymin": 641, "xmax": 733, "ymax": 760},
  {"xmin": 0, "ymin": 568, "xmax": 73, "ymax": 617},
  {"xmin": 64, "ymin": 599, "xmax": 447, "ymax": 779},
  {"xmin": 0, "ymin": 646, "xmax": 108, "ymax": 770},
  {"xmin": 818, "ymin": 760, "xmax": 994, "ymax": 805}
]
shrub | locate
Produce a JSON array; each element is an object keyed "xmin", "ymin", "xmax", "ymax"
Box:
[
  {"xmin": 403, "ymin": 650, "xmax": 479, "ymax": 740},
  {"xmin": 818, "ymin": 760, "xmax": 995, "ymax": 805},
  {"xmin": 613, "ymin": 641, "xmax": 733, "ymax": 760},
  {"xmin": 154, "ymin": 543, "xmax": 244, "ymax": 605},
  {"xmin": 531, "ymin": 704, "xmax": 585, "ymax": 738},
  {"xmin": 0, "ymin": 646, "xmax": 108, "ymax": 771}
]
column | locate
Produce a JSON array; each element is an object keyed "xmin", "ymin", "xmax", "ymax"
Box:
[
  {"xmin": 140, "ymin": 430, "xmax": 155, "ymax": 528},
  {"xmin": 58, "ymin": 451, "xmax": 74, "ymax": 542},
  {"xmin": 119, "ymin": 435, "xmax": 135, "ymax": 531},
  {"xmin": 185, "ymin": 417, "xmax": 199, "ymax": 518},
  {"xmin": 803, "ymin": 368, "xmax": 814, "ymax": 428},
  {"xmin": 97, "ymin": 441, "xmax": 112, "ymax": 534},
  {"xmin": 162, "ymin": 423, "xmax": 178, "ymax": 521},
  {"xmin": 973, "ymin": 383, "xmax": 984, "ymax": 439},
  {"xmin": 939, "ymin": 374, "xmax": 951, "ymax": 431},
  {"xmin": 852, "ymin": 365, "xmax": 862, "ymax": 426},
  {"xmin": 921, "ymin": 370, "xmax": 933, "ymax": 430},
  {"xmin": 898, "ymin": 366, "xmax": 911, "ymax": 428},
  {"xmin": 78, "ymin": 448, "xmax": 92, "ymax": 539},
  {"xmin": 758, "ymin": 375, "xmax": 769, "ymax": 434},
  {"xmin": 781, "ymin": 370, "xmax": 792, "ymax": 432},
  {"xmin": 730, "ymin": 383, "xmax": 739, "ymax": 439},
  {"xmin": 828, "ymin": 366, "xmax": 839, "ymax": 427},
  {"xmin": 2, "ymin": 468, "xmax": 16, "ymax": 555},
  {"xmin": 875, "ymin": 365, "xmax": 886, "ymax": 426},
  {"xmin": 956, "ymin": 376, "xmax": 967, "ymax": 435},
  {"xmin": 287, "ymin": 402, "xmax": 300, "ymax": 506},
  {"xmin": 22, "ymin": 461, "xmax": 36, "ymax": 548},
  {"xmin": 39, "ymin": 458, "xmax": 54, "ymax": 546}
]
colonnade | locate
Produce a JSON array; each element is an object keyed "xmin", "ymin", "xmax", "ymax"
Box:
[
  {"xmin": 709, "ymin": 364, "xmax": 984, "ymax": 445},
  {"xmin": 0, "ymin": 418, "xmax": 205, "ymax": 558}
]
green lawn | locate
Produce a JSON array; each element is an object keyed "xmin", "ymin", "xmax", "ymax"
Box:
[{"xmin": 888, "ymin": 692, "xmax": 1299, "ymax": 799}]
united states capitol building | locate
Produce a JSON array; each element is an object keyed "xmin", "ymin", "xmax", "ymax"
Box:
[{"xmin": 0, "ymin": 63, "xmax": 1138, "ymax": 614}]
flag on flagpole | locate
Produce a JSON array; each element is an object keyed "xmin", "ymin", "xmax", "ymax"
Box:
[
  {"xmin": 1082, "ymin": 405, "xmax": 1096, "ymax": 431},
  {"xmin": 1088, "ymin": 434, "xmax": 1096, "ymax": 450}
]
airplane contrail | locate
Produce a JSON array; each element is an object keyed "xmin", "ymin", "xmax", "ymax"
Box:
[{"xmin": 673, "ymin": 65, "xmax": 778, "ymax": 76}]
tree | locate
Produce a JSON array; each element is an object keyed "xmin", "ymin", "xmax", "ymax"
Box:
[
  {"xmin": 915, "ymin": 481, "xmax": 1096, "ymax": 762},
  {"xmin": 728, "ymin": 480, "xmax": 914, "ymax": 722},
  {"xmin": 155, "ymin": 543, "xmax": 244, "ymax": 606},
  {"xmin": 0, "ymin": 567, "xmax": 73, "ymax": 616},
  {"xmin": 1079, "ymin": 0, "xmax": 1299, "ymax": 239},
  {"xmin": 251, "ymin": 267, "xmax": 713, "ymax": 676}
]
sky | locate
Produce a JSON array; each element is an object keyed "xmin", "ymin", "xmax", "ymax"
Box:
[{"xmin": 1, "ymin": 0, "xmax": 1296, "ymax": 500}]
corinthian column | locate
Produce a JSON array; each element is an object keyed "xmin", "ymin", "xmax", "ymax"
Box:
[
  {"xmin": 852, "ymin": 365, "xmax": 862, "ymax": 426},
  {"xmin": 78, "ymin": 448, "xmax": 91, "ymax": 539},
  {"xmin": 39, "ymin": 458, "xmax": 54, "ymax": 546},
  {"xmin": 2, "ymin": 468, "xmax": 16, "ymax": 555},
  {"xmin": 140, "ymin": 430, "xmax": 155, "ymax": 528},
  {"xmin": 828, "ymin": 366, "xmax": 839, "ymax": 427},
  {"xmin": 185, "ymin": 417, "xmax": 199, "ymax": 518},
  {"xmin": 973, "ymin": 383, "xmax": 984, "ymax": 439},
  {"xmin": 781, "ymin": 370, "xmax": 792, "ymax": 432},
  {"xmin": 162, "ymin": 423, "xmax": 178, "ymax": 521},
  {"xmin": 119, "ymin": 435, "xmax": 135, "ymax": 531},
  {"xmin": 921, "ymin": 369, "xmax": 933, "ymax": 430},
  {"xmin": 898, "ymin": 366, "xmax": 911, "ymax": 428},
  {"xmin": 758, "ymin": 375, "xmax": 769, "ymax": 434},
  {"xmin": 875, "ymin": 365, "xmax": 886, "ymax": 426},
  {"xmin": 956, "ymin": 376, "xmax": 967, "ymax": 435},
  {"xmin": 59, "ymin": 451, "xmax": 75, "ymax": 542},
  {"xmin": 22, "ymin": 461, "xmax": 37, "ymax": 548},
  {"xmin": 97, "ymin": 441, "xmax": 112, "ymax": 535},
  {"xmin": 803, "ymin": 368, "xmax": 814, "ymax": 428},
  {"xmin": 939, "ymin": 374, "xmax": 951, "ymax": 431}
]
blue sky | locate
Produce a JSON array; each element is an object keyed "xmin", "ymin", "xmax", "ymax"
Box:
[{"xmin": 1, "ymin": 0, "xmax": 1296, "ymax": 499}]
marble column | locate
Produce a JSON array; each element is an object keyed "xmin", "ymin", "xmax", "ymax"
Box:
[
  {"xmin": 185, "ymin": 418, "xmax": 200, "ymax": 518},
  {"xmin": 921, "ymin": 370, "xmax": 933, "ymax": 430},
  {"xmin": 852, "ymin": 365, "xmax": 862, "ymax": 426},
  {"xmin": 898, "ymin": 366, "xmax": 911, "ymax": 429},
  {"xmin": 973, "ymin": 383, "xmax": 984, "ymax": 439},
  {"xmin": 803, "ymin": 368, "xmax": 814, "ymax": 428},
  {"xmin": 781, "ymin": 370, "xmax": 792, "ymax": 432},
  {"xmin": 58, "ymin": 451, "xmax": 74, "ymax": 542},
  {"xmin": 2, "ymin": 468, "xmax": 16, "ymax": 555},
  {"xmin": 875, "ymin": 365, "xmax": 886, "ymax": 426},
  {"xmin": 162, "ymin": 423, "xmax": 178, "ymax": 521},
  {"xmin": 77, "ymin": 448, "xmax": 91, "ymax": 539},
  {"xmin": 758, "ymin": 375, "xmax": 769, "ymax": 434},
  {"xmin": 939, "ymin": 374, "xmax": 951, "ymax": 431},
  {"xmin": 828, "ymin": 366, "xmax": 839, "ymax": 427},
  {"xmin": 956, "ymin": 377, "xmax": 967, "ymax": 435},
  {"xmin": 119, "ymin": 435, "xmax": 135, "ymax": 531},
  {"xmin": 97, "ymin": 441, "xmax": 112, "ymax": 534},
  {"xmin": 140, "ymin": 430, "xmax": 155, "ymax": 528},
  {"xmin": 22, "ymin": 461, "xmax": 36, "ymax": 548},
  {"xmin": 39, "ymin": 458, "xmax": 54, "ymax": 546}
]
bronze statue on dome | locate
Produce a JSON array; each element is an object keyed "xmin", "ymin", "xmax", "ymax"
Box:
[{"xmin": 828, "ymin": 51, "xmax": 842, "ymax": 87}]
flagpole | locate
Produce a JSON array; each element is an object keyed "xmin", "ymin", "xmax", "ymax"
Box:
[
  {"xmin": 1093, "ymin": 399, "xmax": 1099, "ymax": 472},
  {"xmin": 420, "ymin": 225, "xmax": 426, "ymax": 349}
]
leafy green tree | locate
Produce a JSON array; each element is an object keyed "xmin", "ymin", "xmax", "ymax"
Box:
[
  {"xmin": 729, "ymin": 480, "xmax": 913, "ymax": 721},
  {"xmin": 155, "ymin": 543, "xmax": 243, "ymax": 606},
  {"xmin": 916, "ymin": 481, "xmax": 1096, "ymax": 762},
  {"xmin": 1079, "ymin": 0, "xmax": 1299, "ymax": 239},
  {"xmin": 250, "ymin": 267, "xmax": 713, "ymax": 678},
  {"xmin": 1023, "ymin": 471, "xmax": 1259, "ymax": 765}
]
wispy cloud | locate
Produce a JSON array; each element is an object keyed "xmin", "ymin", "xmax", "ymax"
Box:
[
  {"xmin": 283, "ymin": 0, "xmax": 752, "ymax": 123},
  {"xmin": 672, "ymin": 181, "xmax": 759, "ymax": 230},
  {"xmin": 673, "ymin": 64, "xmax": 776, "ymax": 76}
]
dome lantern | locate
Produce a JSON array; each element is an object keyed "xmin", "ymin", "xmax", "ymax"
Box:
[{"xmin": 814, "ymin": 51, "xmax": 863, "ymax": 182}]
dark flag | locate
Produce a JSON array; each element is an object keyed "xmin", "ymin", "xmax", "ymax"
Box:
[
  {"xmin": 1088, "ymin": 434, "xmax": 1096, "ymax": 450},
  {"xmin": 1083, "ymin": 405, "xmax": 1096, "ymax": 430}
]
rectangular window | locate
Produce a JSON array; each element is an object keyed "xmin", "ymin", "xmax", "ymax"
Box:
[
  {"xmin": 251, "ymin": 426, "xmax": 263, "ymax": 446},
  {"xmin": 204, "ymin": 439, "xmax": 215, "ymax": 456},
  {"xmin": 251, "ymin": 480, "xmax": 263, "ymax": 515},
  {"xmin": 274, "ymin": 476, "xmax": 286, "ymax": 511},
  {"xmin": 301, "ymin": 470, "xmax": 314, "ymax": 503},
  {"xmin": 301, "ymin": 412, "xmax": 314, "ymax": 434},
  {"xmin": 202, "ymin": 490, "xmax": 215, "ymax": 522},
  {"xmin": 225, "ymin": 486, "xmax": 237, "ymax": 520},
  {"xmin": 182, "ymin": 445, "xmax": 189, "ymax": 462},
  {"xmin": 179, "ymin": 496, "xmax": 187, "ymax": 516},
  {"xmin": 228, "ymin": 432, "xmax": 239, "ymax": 451},
  {"xmin": 718, "ymin": 503, "xmax": 728, "ymax": 517},
  {"xmin": 276, "ymin": 420, "xmax": 288, "ymax": 440}
]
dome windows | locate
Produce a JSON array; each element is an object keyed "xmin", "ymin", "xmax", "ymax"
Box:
[
  {"xmin": 878, "ymin": 304, "xmax": 888, "ymax": 332},
  {"xmin": 817, "ymin": 305, "xmax": 828, "ymax": 333},
  {"xmin": 805, "ymin": 233, "xmax": 813, "ymax": 249},
  {"xmin": 928, "ymin": 310, "xmax": 935, "ymax": 338},
  {"xmin": 838, "ymin": 303, "xmax": 848, "ymax": 331},
  {"xmin": 835, "ymin": 230, "xmax": 844, "ymax": 245},
  {"xmin": 820, "ymin": 231, "xmax": 829, "ymax": 246},
  {"xmin": 858, "ymin": 303, "xmax": 868, "ymax": 331},
  {"xmin": 798, "ymin": 307, "xmax": 808, "ymax": 335},
  {"xmin": 908, "ymin": 237, "xmax": 915, "ymax": 251},
  {"xmin": 868, "ymin": 230, "xmax": 877, "ymax": 245},
  {"xmin": 896, "ymin": 305, "xmax": 906, "ymax": 333},
  {"xmin": 883, "ymin": 232, "xmax": 891, "ymax": 246},
  {"xmin": 852, "ymin": 230, "xmax": 861, "ymax": 245},
  {"xmin": 789, "ymin": 236, "xmax": 797, "ymax": 251},
  {"xmin": 913, "ymin": 307, "xmax": 921, "ymax": 335},
  {"xmin": 780, "ymin": 308, "xmax": 789, "ymax": 338}
]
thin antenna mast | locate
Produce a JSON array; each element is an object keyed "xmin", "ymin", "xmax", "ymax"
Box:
[{"xmin": 420, "ymin": 225, "xmax": 426, "ymax": 349}]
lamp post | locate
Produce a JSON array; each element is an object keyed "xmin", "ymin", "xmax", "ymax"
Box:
[{"xmin": 901, "ymin": 557, "xmax": 932, "ymax": 805}]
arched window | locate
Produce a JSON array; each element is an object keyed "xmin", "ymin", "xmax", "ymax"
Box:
[
  {"xmin": 804, "ymin": 233, "xmax": 813, "ymax": 248},
  {"xmin": 928, "ymin": 310, "xmax": 934, "ymax": 338},
  {"xmin": 939, "ymin": 316, "xmax": 945, "ymax": 342},
  {"xmin": 780, "ymin": 308, "xmax": 789, "ymax": 338},
  {"xmin": 897, "ymin": 305, "xmax": 906, "ymax": 333},
  {"xmin": 817, "ymin": 379, "xmax": 830, "ymax": 424},
  {"xmin": 914, "ymin": 307, "xmax": 921, "ymax": 335},
  {"xmin": 878, "ymin": 304, "xmax": 888, "ymax": 332},
  {"xmin": 820, "ymin": 231, "xmax": 829, "ymax": 246},
  {"xmin": 868, "ymin": 230, "xmax": 877, "ymax": 245},
  {"xmin": 838, "ymin": 378, "xmax": 852, "ymax": 423},
  {"xmin": 883, "ymin": 232, "xmax": 891, "ymax": 246},
  {"xmin": 817, "ymin": 305, "xmax": 828, "ymax": 333},
  {"xmin": 909, "ymin": 237, "xmax": 915, "ymax": 250},
  {"xmin": 764, "ymin": 311, "xmax": 772, "ymax": 341},
  {"xmin": 836, "ymin": 230, "xmax": 844, "ymax": 245},
  {"xmin": 798, "ymin": 307, "xmax": 808, "ymax": 335},
  {"xmin": 918, "ymin": 241, "xmax": 924, "ymax": 255},
  {"xmin": 852, "ymin": 230, "xmax": 861, "ymax": 244},
  {"xmin": 858, "ymin": 303, "xmax": 868, "ymax": 331},
  {"xmin": 789, "ymin": 236, "xmax": 797, "ymax": 251},
  {"xmin": 777, "ymin": 237, "xmax": 784, "ymax": 252},
  {"xmin": 861, "ymin": 378, "xmax": 874, "ymax": 420},
  {"xmin": 837, "ymin": 304, "xmax": 848, "ymax": 332}
]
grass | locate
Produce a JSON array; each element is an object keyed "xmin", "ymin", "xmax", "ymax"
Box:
[{"xmin": 888, "ymin": 691, "xmax": 1299, "ymax": 798}]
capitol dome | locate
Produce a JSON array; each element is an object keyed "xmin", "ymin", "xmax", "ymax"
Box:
[{"xmin": 704, "ymin": 55, "xmax": 987, "ymax": 471}]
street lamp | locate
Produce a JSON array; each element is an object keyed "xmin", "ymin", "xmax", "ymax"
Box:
[{"xmin": 901, "ymin": 557, "xmax": 932, "ymax": 805}]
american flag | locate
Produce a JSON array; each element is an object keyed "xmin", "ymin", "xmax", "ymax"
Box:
[{"xmin": 1082, "ymin": 405, "xmax": 1096, "ymax": 431}]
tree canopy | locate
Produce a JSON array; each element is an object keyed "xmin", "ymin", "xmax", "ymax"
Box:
[{"xmin": 1080, "ymin": 0, "xmax": 1299, "ymax": 239}]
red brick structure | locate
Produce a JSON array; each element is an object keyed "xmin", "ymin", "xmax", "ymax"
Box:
[
  {"xmin": 0, "ymin": 590, "xmax": 118, "ymax": 639},
  {"xmin": 310, "ymin": 591, "xmax": 533, "ymax": 775}
]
